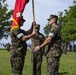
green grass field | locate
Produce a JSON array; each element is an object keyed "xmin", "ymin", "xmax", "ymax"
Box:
[{"xmin": 0, "ymin": 49, "xmax": 76, "ymax": 75}]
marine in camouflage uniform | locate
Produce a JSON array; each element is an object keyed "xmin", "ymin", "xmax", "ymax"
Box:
[
  {"xmin": 31, "ymin": 24, "xmax": 45, "ymax": 75},
  {"xmin": 34, "ymin": 15, "xmax": 62, "ymax": 75},
  {"xmin": 10, "ymin": 16, "xmax": 36, "ymax": 75}
]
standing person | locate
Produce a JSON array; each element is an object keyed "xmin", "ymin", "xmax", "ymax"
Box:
[
  {"xmin": 34, "ymin": 15, "xmax": 62, "ymax": 75},
  {"xmin": 31, "ymin": 24, "xmax": 45, "ymax": 75},
  {"xmin": 10, "ymin": 16, "xmax": 36, "ymax": 75}
]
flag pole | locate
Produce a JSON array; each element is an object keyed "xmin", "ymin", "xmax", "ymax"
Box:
[
  {"xmin": 32, "ymin": 0, "xmax": 36, "ymax": 57},
  {"xmin": 32, "ymin": 0, "xmax": 35, "ymax": 22}
]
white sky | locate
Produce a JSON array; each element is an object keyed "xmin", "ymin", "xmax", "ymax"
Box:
[{"xmin": 0, "ymin": 0, "xmax": 74, "ymax": 44}]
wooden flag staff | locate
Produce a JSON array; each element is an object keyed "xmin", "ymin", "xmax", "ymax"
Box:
[
  {"xmin": 32, "ymin": 0, "xmax": 36, "ymax": 33},
  {"xmin": 32, "ymin": 0, "xmax": 35, "ymax": 22},
  {"xmin": 32, "ymin": 0, "xmax": 36, "ymax": 51}
]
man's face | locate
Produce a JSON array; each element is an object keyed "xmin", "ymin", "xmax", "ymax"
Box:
[
  {"xmin": 35, "ymin": 27, "xmax": 40, "ymax": 32},
  {"xmin": 48, "ymin": 18, "xmax": 56, "ymax": 25},
  {"xmin": 20, "ymin": 20, "xmax": 25, "ymax": 26}
]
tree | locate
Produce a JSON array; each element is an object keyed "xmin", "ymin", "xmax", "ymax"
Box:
[
  {"xmin": 0, "ymin": 0, "xmax": 13, "ymax": 39},
  {"xmin": 60, "ymin": 4, "xmax": 76, "ymax": 42},
  {"xmin": 43, "ymin": 24, "xmax": 51, "ymax": 37}
]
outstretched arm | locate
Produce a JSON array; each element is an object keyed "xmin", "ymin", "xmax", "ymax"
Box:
[
  {"xmin": 21, "ymin": 31, "xmax": 36, "ymax": 41},
  {"xmin": 34, "ymin": 36, "xmax": 52, "ymax": 52}
]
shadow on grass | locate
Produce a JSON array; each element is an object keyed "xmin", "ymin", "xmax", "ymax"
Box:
[{"xmin": 59, "ymin": 72, "xmax": 68, "ymax": 75}]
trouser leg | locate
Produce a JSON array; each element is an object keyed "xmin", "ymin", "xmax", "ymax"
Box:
[
  {"xmin": 31, "ymin": 53, "xmax": 37, "ymax": 75},
  {"xmin": 47, "ymin": 57, "xmax": 60, "ymax": 75},
  {"xmin": 36, "ymin": 54, "xmax": 42, "ymax": 75},
  {"xmin": 10, "ymin": 56, "xmax": 25, "ymax": 75}
]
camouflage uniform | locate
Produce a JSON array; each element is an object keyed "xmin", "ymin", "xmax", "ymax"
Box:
[
  {"xmin": 10, "ymin": 28, "xmax": 27, "ymax": 75},
  {"xmin": 31, "ymin": 25, "xmax": 45, "ymax": 75},
  {"xmin": 45, "ymin": 24, "xmax": 62, "ymax": 75}
]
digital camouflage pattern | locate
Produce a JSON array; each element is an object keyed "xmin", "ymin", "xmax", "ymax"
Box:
[
  {"xmin": 45, "ymin": 24, "xmax": 62, "ymax": 75},
  {"xmin": 45, "ymin": 25, "xmax": 62, "ymax": 57},
  {"xmin": 31, "ymin": 32, "xmax": 45, "ymax": 75},
  {"xmin": 10, "ymin": 28, "xmax": 27, "ymax": 75},
  {"xmin": 46, "ymin": 56, "xmax": 60, "ymax": 75}
]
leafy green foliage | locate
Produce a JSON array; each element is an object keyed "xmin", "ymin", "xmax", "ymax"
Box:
[
  {"xmin": 0, "ymin": 0, "xmax": 13, "ymax": 39},
  {"xmin": 43, "ymin": 24, "xmax": 51, "ymax": 37},
  {"xmin": 60, "ymin": 5, "xmax": 76, "ymax": 42}
]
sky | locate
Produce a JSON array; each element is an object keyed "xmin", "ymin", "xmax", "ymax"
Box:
[{"xmin": 0, "ymin": 0, "xmax": 74, "ymax": 44}]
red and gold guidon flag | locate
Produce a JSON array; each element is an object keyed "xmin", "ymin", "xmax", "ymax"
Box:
[{"xmin": 11, "ymin": 0, "xmax": 29, "ymax": 31}]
